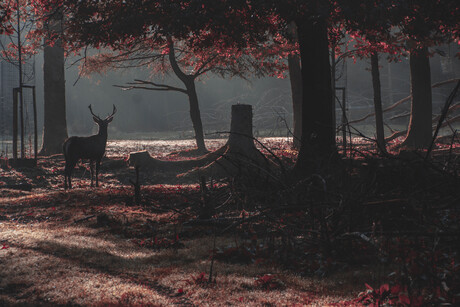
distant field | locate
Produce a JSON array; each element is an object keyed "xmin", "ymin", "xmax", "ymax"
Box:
[{"xmin": 1, "ymin": 121, "xmax": 458, "ymax": 159}]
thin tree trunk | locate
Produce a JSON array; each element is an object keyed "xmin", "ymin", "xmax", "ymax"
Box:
[
  {"xmin": 403, "ymin": 46, "xmax": 432, "ymax": 149},
  {"xmin": 288, "ymin": 53, "xmax": 302, "ymax": 149},
  {"xmin": 330, "ymin": 44, "xmax": 336, "ymax": 139},
  {"xmin": 294, "ymin": 17, "xmax": 335, "ymax": 173},
  {"xmin": 371, "ymin": 52, "xmax": 386, "ymax": 153},
  {"xmin": 185, "ymin": 78, "xmax": 207, "ymax": 152},
  {"xmin": 168, "ymin": 39, "xmax": 207, "ymax": 152},
  {"xmin": 39, "ymin": 12, "xmax": 68, "ymax": 156}
]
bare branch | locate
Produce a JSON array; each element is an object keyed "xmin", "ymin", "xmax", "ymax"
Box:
[{"xmin": 113, "ymin": 79, "xmax": 188, "ymax": 94}]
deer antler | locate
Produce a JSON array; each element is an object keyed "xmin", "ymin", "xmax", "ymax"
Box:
[
  {"xmin": 88, "ymin": 104, "xmax": 101, "ymax": 120},
  {"xmin": 106, "ymin": 104, "xmax": 117, "ymax": 119}
]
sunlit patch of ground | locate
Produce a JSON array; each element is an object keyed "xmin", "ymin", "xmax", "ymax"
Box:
[
  {"xmin": 0, "ymin": 137, "xmax": 295, "ymax": 191},
  {"xmin": 0, "ymin": 188, "xmax": 361, "ymax": 306}
]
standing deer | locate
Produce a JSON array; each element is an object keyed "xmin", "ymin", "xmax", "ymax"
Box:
[{"xmin": 63, "ymin": 105, "xmax": 117, "ymax": 189}]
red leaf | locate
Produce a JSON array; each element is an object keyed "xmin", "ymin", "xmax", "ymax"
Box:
[
  {"xmin": 178, "ymin": 288, "xmax": 184, "ymax": 294},
  {"xmin": 391, "ymin": 284, "xmax": 402, "ymax": 294},
  {"xmin": 379, "ymin": 283, "xmax": 389, "ymax": 293},
  {"xmin": 365, "ymin": 283, "xmax": 374, "ymax": 291},
  {"xmin": 399, "ymin": 294, "xmax": 410, "ymax": 305},
  {"xmin": 2, "ymin": 244, "xmax": 9, "ymax": 249}
]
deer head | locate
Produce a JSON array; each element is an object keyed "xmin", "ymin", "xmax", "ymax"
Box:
[{"xmin": 88, "ymin": 104, "xmax": 117, "ymax": 133}]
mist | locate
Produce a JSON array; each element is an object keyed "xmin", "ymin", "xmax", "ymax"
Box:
[{"xmin": 4, "ymin": 43, "xmax": 459, "ymax": 147}]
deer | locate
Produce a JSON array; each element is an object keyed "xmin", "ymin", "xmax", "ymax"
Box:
[{"xmin": 63, "ymin": 104, "xmax": 117, "ymax": 190}]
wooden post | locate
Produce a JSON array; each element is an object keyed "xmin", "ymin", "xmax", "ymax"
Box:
[
  {"xmin": 199, "ymin": 176, "xmax": 213, "ymax": 219},
  {"xmin": 129, "ymin": 166, "xmax": 141, "ymax": 205},
  {"xmin": 12, "ymin": 88, "xmax": 18, "ymax": 161},
  {"xmin": 32, "ymin": 86, "xmax": 37, "ymax": 162},
  {"xmin": 341, "ymin": 88, "xmax": 347, "ymax": 152},
  {"xmin": 335, "ymin": 87, "xmax": 347, "ymax": 154},
  {"xmin": 23, "ymin": 85, "xmax": 38, "ymax": 163}
]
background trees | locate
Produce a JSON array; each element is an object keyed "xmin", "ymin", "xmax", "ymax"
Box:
[
  {"xmin": 341, "ymin": 0, "xmax": 460, "ymax": 149},
  {"xmin": 0, "ymin": 2, "xmax": 13, "ymax": 34},
  {"xmin": 42, "ymin": 0, "xmax": 293, "ymax": 153},
  {"xmin": 80, "ymin": 34, "xmax": 293, "ymax": 153},
  {"xmin": 30, "ymin": 0, "xmax": 460, "ymax": 167}
]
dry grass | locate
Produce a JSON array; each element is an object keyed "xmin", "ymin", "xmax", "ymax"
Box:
[{"xmin": 0, "ymin": 188, "xmax": 363, "ymax": 306}]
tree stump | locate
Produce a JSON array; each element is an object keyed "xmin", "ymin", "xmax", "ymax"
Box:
[
  {"xmin": 179, "ymin": 104, "xmax": 276, "ymax": 180},
  {"xmin": 127, "ymin": 104, "xmax": 278, "ymax": 181}
]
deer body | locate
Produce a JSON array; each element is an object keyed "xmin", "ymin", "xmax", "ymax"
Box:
[{"xmin": 63, "ymin": 105, "xmax": 116, "ymax": 190}]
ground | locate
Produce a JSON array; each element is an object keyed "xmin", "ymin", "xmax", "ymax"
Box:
[
  {"xmin": 0, "ymin": 138, "xmax": 356, "ymax": 306},
  {"xmin": 1, "ymin": 137, "xmax": 459, "ymax": 306}
]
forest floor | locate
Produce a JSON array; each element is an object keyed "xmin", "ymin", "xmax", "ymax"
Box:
[{"xmin": 1, "ymin": 137, "xmax": 459, "ymax": 306}]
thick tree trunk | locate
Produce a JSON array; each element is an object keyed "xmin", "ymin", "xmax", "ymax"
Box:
[
  {"xmin": 39, "ymin": 15, "xmax": 68, "ymax": 156},
  {"xmin": 402, "ymin": 46, "xmax": 432, "ymax": 149},
  {"xmin": 287, "ymin": 22, "xmax": 302, "ymax": 149},
  {"xmin": 227, "ymin": 104, "xmax": 254, "ymax": 150},
  {"xmin": 185, "ymin": 79, "xmax": 207, "ymax": 153},
  {"xmin": 288, "ymin": 53, "xmax": 302, "ymax": 149},
  {"xmin": 294, "ymin": 17, "xmax": 335, "ymax": 172},
  {"xmin": 371, "ymin": 52, "xmax": 386, "ymax": 153}
]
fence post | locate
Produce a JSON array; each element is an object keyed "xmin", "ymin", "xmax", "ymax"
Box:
[{"xmin": 12, "ymin": 88, "xmax": 18, "ymax": 161}]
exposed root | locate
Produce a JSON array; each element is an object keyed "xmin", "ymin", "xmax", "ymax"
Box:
[{"xmin": 128, "ymin": 145, "xmax": 228, "ymax": 172}]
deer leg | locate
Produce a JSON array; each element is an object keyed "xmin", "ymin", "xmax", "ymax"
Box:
[
  {"xmin": 66, "ymin": 161, "xmax": 76, "ymax": 190},
  {"xmin": 64, "ymin": 162, "xmax": 72, "ymax": 190},
  {"xmin": 95, "ymin": 160, "xmax": 100, "ymax": 187},
  {"xmin": 90, "ymin": 160, "xmax": 94, "ymax": 187},
  {"xmin": 64, "ymin": 164, "xmax": 68, "ymax": 190}
]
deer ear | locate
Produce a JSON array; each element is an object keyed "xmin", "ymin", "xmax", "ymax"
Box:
[{"xmin": 106, "ymin": 117, "xmax": 113, "ymax": 123}]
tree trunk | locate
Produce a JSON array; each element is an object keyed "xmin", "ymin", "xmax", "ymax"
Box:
[
  {"xmin": 294, "ymin": 17, "xmax": 335, "ymax": 173},
  {"xmin": 39, "ymin": 14, "xmax": 68, "ymax": 156},
  {"xmin": 402, "ymin": 46, "xmax": 432, "ymax": 149},
  {"xmin": 371, "ymin": 52, "xmax": 386, "ymax": 153},
  {"xmin": 287, "ymin": 22, "xmax": 302, "ymax": 150},
  {"xmin": 288, "ymin": 53, "xmax": 302, "ymax": 149},
  {"xmin": 330, "ymin": 44, "xmax": 337, "ymax": 139},
  {"xmin": 185, "ymin": 78, "xmax": 207, "ymax": 153},
  {"xmin": 227, "ymin": 104, "xmax": 254, "ymax": 151},
  {"xmin": 167, "ymin": 39, "xmax": 207, "ymax": 153}
]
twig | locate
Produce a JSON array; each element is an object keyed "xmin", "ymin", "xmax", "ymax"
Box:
[
  {"xmin": 73, "ymin": 215, "xmax": 96, "ymax": 224},
  {"xmin": 426, "ymin": 80, "xmax": 460, "ymax": 160}
]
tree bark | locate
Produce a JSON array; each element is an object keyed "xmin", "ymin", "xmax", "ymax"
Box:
[
  {"xmin": 371, "ymin": 52, "xmax": 386, "ymax": 153},
  {"xmin": 287, "ymin": 22, "xmax": 302, "ymax": 150},
  {"xmin": 294, "ymin": 17, "xmax": 335, "ymax": 173},
  {"xmin": 402, "ymin": 46, "xmax": 432, "ymax": 149},
  {"xmin": 39, "ymin": 13, "xmax": 68, "ymax": 156},
  {"xmin": 288, "ymin": 53, "xmax": 302, "ymax": 149},
  {"xmin": 184, "ymin": 78, "xmax": 207, "ymax": 153},
  {"xmin": 168, "ymin": 39, "xmax": 207, "ymax": 153}
]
